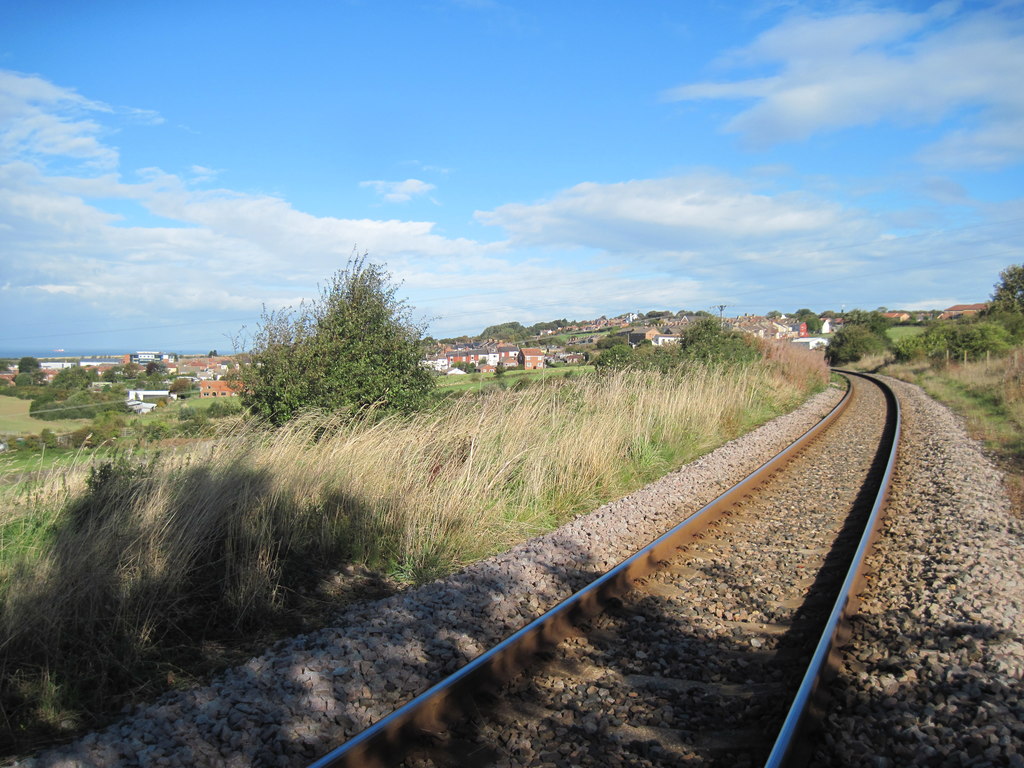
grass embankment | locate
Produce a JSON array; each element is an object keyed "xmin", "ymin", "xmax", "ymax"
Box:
[
  {"xmin": 0, "ymin": 397, "xmax": 86, "ymax": 436},
  {"xmin": 0, "ymin": 344, "xmax": 828, "ymax": 755},
  {"xmin": 882, "ymin": 348, "xmax": 1024, "ymax": 510}
]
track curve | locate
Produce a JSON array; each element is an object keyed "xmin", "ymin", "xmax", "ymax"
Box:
[{"xmin": 310, "ymin": 372, "xmax": 901, "ymax": 768}]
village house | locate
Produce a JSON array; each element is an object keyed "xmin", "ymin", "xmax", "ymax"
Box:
[
  {"xmin": 940, "ymin": 303, "xmax": 988, "ymax": 320},
  {"xmin": 421, "ymin": 357, "xmax": 449, "ymax": 372},
  {"xmin": 653, "ymin": 334, "xmax": 681, "ymax": 346},
  {"xmin": 496, "ymin": 345, "xmax": 520, "ymax": 367},
  {"xmin": 199, "ymin": 380, "xmax": 240, "ymax": 398},
  {"xmin": 518, "ymin": 348, "xmax": 545, "ymax": 370}
]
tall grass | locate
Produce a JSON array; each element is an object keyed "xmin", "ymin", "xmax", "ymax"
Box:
[
  {"xmin": 883, "ymin": 346, "xmax": 1023, "ymax": 512},
  {"xmin": 0, "ymin": 344, "xmax": 827, "ymax": 751}
]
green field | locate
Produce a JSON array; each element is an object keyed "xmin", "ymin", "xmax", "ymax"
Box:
[
  {"xmin": 886, "ymin": 325, "xmax": 927, "ymax": 342},
  {"xmin": 435, "ymin": 365, "xmax": 595, "ymax": 392},
  {"xmin": 0, "ymin": 396, "xmax": 88, "ymax": 435}
]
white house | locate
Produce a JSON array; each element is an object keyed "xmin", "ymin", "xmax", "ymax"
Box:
[
  {"xmin": 421, "ymin": 357, "xmax": 449, "ymax": 372},
  {"xmin": 126, "ymin": 389, "xmax": 172, "ymax": 401},
  {"xmin": 791, "ymin": 337, "xmax": 828, "ymax": 350}
]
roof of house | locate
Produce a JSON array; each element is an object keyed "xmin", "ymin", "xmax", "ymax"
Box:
[{"xmin": 944, "ymin": 303, "xmax": 988, "ymax": 312}]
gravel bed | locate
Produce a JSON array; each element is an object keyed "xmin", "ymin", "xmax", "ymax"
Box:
[
  {"xmin": 10, "ymin": 378, "xmax": 1022, "ymax": 767},
  {"xmin": 810, "ymin": 377, "xmax": 1024, "ymax": 767}
]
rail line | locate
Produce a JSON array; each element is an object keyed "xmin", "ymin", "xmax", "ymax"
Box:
[{"xmin": 308, "ymin": 371, "xmax": 901, "ymax": 767}]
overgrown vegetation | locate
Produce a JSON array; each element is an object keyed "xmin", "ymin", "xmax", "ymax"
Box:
[
  {"xmin": 882, "ymin": 349, "xmax": 1024, "ymax": 512},
  {"xmin": 872, "ymin": 265, "xmax": 1024, "ymax": 520},
  {"xmin": 594, "ymin": 317, "xmax": 759, "ymax": 372},
  {"xmin": 0, "ymin": 342, "xmax": 827, "ymax": 753},
  {"xmin": 238, "ymin": 255, "xmax": 434, "ymax": 424},
  {"xmin": 826, "ymin": 310, "xmax": 894, "ymax": 365}
]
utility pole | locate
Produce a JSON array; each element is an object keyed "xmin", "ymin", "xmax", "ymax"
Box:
[{"xmin": 715, "ymin": 304, "xmax": 728, "ymax": 327}]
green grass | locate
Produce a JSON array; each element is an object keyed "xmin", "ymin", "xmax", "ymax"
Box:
[
  {"xmin": 882, "ymin": 350, "xmax": 1023, "ymax": 511},
  {"xmin": 886, "ymin": 325, "xmax": 926, "ymax": 342},
  {"xmin": 435, "ymin": 365, "xmax": 595, "ymax": 393},
  {"xmin": 0, "ymin": 397, "xmax": 88, "ymax": 436}
]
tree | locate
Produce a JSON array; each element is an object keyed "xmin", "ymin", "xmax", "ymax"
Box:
[
  {"xmin": 594, "ymin": 344, "xmax": 635, "ymax": 371},
  {"xmin": 992, "ymin": 264, "xmax": 1024, "ymax": 314},
  {"xmin": 792, "ymin": 308, "xmax": 823, "ymax": 334},
  {"xmin": 677, "ymin": 317, "xmax": 758, "ymax": 364},
  {"xmin": 842, "ymin": 309, "xmax": 893, "ymax": 336},
  {"xmin": 479, "ymin": 321, "xmax": 528, "ymax": 341},
  {"xmin": 239, "ymin": 255, "xmax": 434, "ymax": 424},
  {"xmin": 826, "ymin": 325, "xmax": 889, "ymax": 365},
  {"xmin": 52, "ymin": 366, "xmax": 97, "ymax": 390},
  {"xmin": 17, "ymin": 357, "xmax": 45, "ymax": 385},
  {"xmin": 596, "ymin": 333, "xmax": 625, "ymax": 349},
  {"xmin": 17, "ymin": 357, "xmax": 40, "ymax": 375},
  {"xmin": 208, "ymin": 349, "xmax": 219, "ymax": 357},
  {"xmin": 169, "ymin": 378, "xmax": 194, "ymax": 395}
]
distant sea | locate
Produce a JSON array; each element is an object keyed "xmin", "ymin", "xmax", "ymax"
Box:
[{"xmin": 0, "ymin": 348, "xmax": 214, "ymax": 360}]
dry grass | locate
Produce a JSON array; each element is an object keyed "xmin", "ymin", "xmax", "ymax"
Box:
[
  {"xmin": 0, "ymin": 345, "xmax": 827, "ymax": 751},
  {"xmin": 883, "ymin": 346, "xmax": 1024, "ymax": 515}
]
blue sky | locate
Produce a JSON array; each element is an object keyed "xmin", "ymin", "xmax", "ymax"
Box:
[{"xmin": 1, "ymin": 0, "xmax": 1022, "ymax": 354}]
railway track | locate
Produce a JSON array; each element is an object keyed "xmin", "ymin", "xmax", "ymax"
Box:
[{"xmin": 309, "ymin": 371, "xmax": 901, "ymax": 768}]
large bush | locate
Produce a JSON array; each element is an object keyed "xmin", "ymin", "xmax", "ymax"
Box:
[
  {"xmin": 239, "ymin": 256, "xmax": 434, "ymax": 424},
  {"xmin": 894, "ymin": 320, "xmax": 1014, "ymax": 362},
  {"xmin": 595, "ymin": 318, "xmax": 758, "ymax": 372}
]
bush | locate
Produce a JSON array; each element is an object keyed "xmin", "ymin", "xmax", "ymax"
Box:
[
  {"xmin": 827, "ymin": 324, "xmax": 890, "ymax": 365},
  {"xmin": 893, "ymin": 320, "xmax": 1013, "ymax": 362},
  {"xmin": 239, "ymin": 255, "xmax": 434, "ymax": 424},
  {"xmin": 207, "ymin": 398, "xmax": 242, "ymax": 418},
  {"xmin": 595, "ymin": 319, "xmax": 758, "ymax": 372}
]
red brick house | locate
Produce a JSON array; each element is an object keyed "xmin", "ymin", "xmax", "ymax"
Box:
[
  {"xmin": 939, "ymin": 303, "xmax": 988, "ymax": 320},
  {"xmin": 518, "ymin": 348, "xmax": 545, "ymax": 370},
  {"xmin": 199, "ymin": 380, "xmax": 241, "ymax": 398}
]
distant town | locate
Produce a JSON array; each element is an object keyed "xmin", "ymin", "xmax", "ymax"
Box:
[{"xmin": 2, "ymin": 303, "xmax": 988, "ymax": 394}]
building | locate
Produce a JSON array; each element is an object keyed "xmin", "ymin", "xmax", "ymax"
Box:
[
  {"xmin": 939, "ymin": 303, "xmax": 988, "ymax": 320},
  {"xmin": 199, "ymin": 380, "xmax": 240, "ymax": 398},
  {"xmin": 518, "ymin": 348, "xmax": 545, "ymax": 370},
  {"xmin": 130, "ymin": 351, "xmax": 178, "ymax": 365}
]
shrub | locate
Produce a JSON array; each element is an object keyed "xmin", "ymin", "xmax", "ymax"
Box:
[
  {"xmin": 238, "ymin": 255, "xmax": 434, "ymax": 424},
  {"xmin": 827, "ymin": 324, "xmax": 890, "ymax": 365}
]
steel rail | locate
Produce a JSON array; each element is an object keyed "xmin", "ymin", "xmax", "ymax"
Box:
[
  {"xmin": 764, "ymin": 371, "xmax": 901, "ymax": 767},
  {"xmin": 307, "ymin": 376, "xmax": 857, "ymax": 768}
]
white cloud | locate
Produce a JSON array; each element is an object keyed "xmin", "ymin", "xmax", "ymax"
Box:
[
  {"xmin": 0, "ymin": 70, "xmax": 118, "ymax": 167},
  {"xmin": 189, "ymin": 165, "xmax": 220, "ymax": 182},
  {"xmin": 665, "ymin": 5, "xmax": 1024, "ymax": 167},
  {"xmin": 476, "ymin": 173, "xmax": 859, "ymax": 253},
  {"xmin": 360, "ymin": 178, "xmax": 437, "ymax": 203},
  {"xmin": 0, "ymin": 75, "xmax": 501, "ymax": 343}
]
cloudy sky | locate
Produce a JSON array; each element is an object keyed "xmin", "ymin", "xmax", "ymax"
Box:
[{"xmin": 2, "ymin": 1, "xmax": 1023, "ymax": 354}]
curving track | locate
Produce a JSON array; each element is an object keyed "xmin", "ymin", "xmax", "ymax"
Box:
[{"xmin": 312, "ymin": 372, "xmax": 901, "ymax": 768}]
